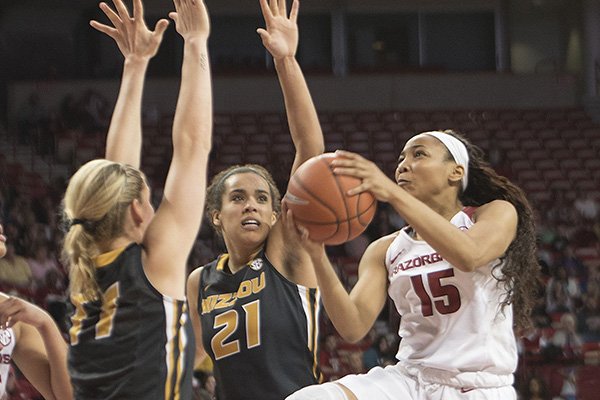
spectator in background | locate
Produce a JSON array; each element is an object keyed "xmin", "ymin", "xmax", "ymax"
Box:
[
  {"xmin": 551, "ymin": 313, "xmax": 583, "ymax": 362},
  {"xmin": 0, "ymin": 242, "xmax": 32, "ymax": 289},
  {"xmin": 27, "ymin": 241, "xmax": 63, "ymax": 289},
  {"xmin": 577, "ymin": 294, "xmax": 600, "ymax": 341},
  {"xmin": 546, "ymin": 268, "xmax": 578, "ymax": 314},
  {"xmin": 320, "ymin": 334, "xmax": 345, "ymax": 382},
  {"xmin": 521, "ymin": 375, "xmax": 550, "ymax": 400},
  {"xmin": 362, "ymin": 335, "xmax": 396, "ymax": 370},
  {"xmin": 574, "ymin": 190, "xmax": 599, "ymax": 221}
]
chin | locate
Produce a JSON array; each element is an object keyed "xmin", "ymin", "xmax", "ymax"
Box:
[{"xmin": 0, "ymin": 247, "xmax": 6, "ymax": 258}]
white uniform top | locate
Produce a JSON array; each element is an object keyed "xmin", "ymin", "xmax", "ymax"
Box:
[
  {"xmin": 386, "ymin": 208, "xmax": 517, "ymax": 376},
  {"xmin": 0, "ymin": 327, "xmax": 16, "ymax": 398}
]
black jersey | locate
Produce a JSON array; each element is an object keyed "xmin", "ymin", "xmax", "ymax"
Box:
[
  {"xmin": 198, "ymin": 251, "xmax": 321, "ymax": 400},
  {"xmin": 68, "ymin": 243, "xmax": 194, "ymax": 400}
]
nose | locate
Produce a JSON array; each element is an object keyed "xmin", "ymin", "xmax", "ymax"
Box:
[
  {"xmin": 243, "ymin": 199, "xmax": 258, "ymax": 213},
  {"xmin": 395, "ymin": 159, "xmax": 408, "ymax": 181}
]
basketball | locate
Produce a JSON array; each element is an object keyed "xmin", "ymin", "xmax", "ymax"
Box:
[{"xmin": 284, "ymin": 153, "xmax": 377, "ymax": 245}]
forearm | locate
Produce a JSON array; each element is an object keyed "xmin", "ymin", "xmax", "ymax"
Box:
[
  {"xmin": 172, "ymin": 37, "xmax": 212, "ymax": 152},
  {"xmin": 37, "ymin": 318, "xmax": 72, "ymax": 400},
  {"xmin": 387, "ymin": 189, "xmax": 482, "ymax": 271},
  {"xmin": 310, "ymin": 251, "xmax": 373, "ymax": 342},
  {"xmin": 274, "ymin": 56, "xmax": 324, "ymax": 168},
  {"xmin": 105, "ymin": 58, "xmax": 149, "ymax": 167}
]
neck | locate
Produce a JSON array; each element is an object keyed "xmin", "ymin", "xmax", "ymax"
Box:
[
  {"xmin": 425, "ymin": 196, "xmax": 463, "ymax": 221},
  {"xmin": 98, "ymin": 236, "xmax": 137, "ymax": 254},
  {"xmin": 224, "ymin": 243, "xmax": 264, "ymax": 274}
]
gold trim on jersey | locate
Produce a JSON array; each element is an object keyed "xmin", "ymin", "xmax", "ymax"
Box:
[
  {"xmin": 162, "ymin": 301, "xmax": 189, "ymax": 400},
  {"xmin": 216, "ymin": 254, "xmax": 229, "ymax": 271},
  {"xmin": 94, "ymin": 245, "xmax": 128, "ymax": 268}
]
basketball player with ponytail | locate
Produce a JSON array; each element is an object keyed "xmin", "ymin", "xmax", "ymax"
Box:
[
  {"xmin": 287, "ymin": 130, "xmax": 540, "ymax": 400},
  {"xmin": 185, "ymin": 0, "xmax": 326, "ymax": 398},
  {"xmin": 62, "ymin": 0, "xmax": 212, "ymax": 398}
]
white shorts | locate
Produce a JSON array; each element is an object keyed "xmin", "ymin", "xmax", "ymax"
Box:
[{"xmin": 337, "ymin": 363, "xmax": 516, "ymax": 400}]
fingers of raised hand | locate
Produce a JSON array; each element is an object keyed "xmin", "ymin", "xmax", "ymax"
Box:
[
  {"xmin": 133, "ymin": 0, "xmax": 144, "ymax": 21},
  {"xmin": 99, "ymin": 2, "xmax": 123, "ymax": 29},
  {"xmin": 289, "ymin": 0, "xmax": 299, "ymax": 23},
  {"xmin": 112, "ymin": 0, "xmax": 132, "ymax": 21}
]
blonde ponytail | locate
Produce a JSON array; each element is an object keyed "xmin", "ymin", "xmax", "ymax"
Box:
[{"xmin": 62, "ymin": 159, "xmax": 145, "ymax": 301}]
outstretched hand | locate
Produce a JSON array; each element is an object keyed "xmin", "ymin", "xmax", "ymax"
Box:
[
  {"xmin": 257, "ymin": 0, "xmax": 299, "ymax": 60},
  {"xmin": 331, "ymin": 150, "xmax": 399, "ymax": 203},
  {"xmin": 169, "ymin": 0, "xmax": 210, "ymax": 40},
  {"xmin": 90, "ymin": 0, "xmax": 168, "ymax": 62}
]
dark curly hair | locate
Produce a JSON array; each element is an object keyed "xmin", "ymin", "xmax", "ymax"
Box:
[
  {"xmin": 443, "ymin": 129, "xmax": 541, "ymax": 330},
  {"xmin": 205, "ymin": 164, "xmax": 281, "ymax": 235}
]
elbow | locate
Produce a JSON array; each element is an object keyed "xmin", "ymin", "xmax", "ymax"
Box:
[
  {"xmin": 453, "ymin": 253, "xmax": 487, "ymax": 272},
  {"xmin": 338, "ymin": 327, "xmax": 370, "ymax": 344}
]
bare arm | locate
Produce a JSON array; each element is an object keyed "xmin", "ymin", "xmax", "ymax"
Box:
[
  {"xmin": 91, "ymin": 0, "xmax": 168, "ymax": 166},
  {"xmin": 332, "ymin": 151, "xmax": 518, "ymax": 272},
  {"xmin": 143, "ymin": 0, "xmax": 212, "ymax": 299},
  {"xmin": 0, "ymin": 296, "xmax": 72, "ymax": 400},
  {"xmin": 283, "ymin": 210, "xmax": 390, "ymax": 342},
  {"xmin": 257, "ymin": 0, "xmax": 324, "ymax": 174},
  {"xmin": 187, "ymin": 268, "xmax": 209, "ymax": 367}
]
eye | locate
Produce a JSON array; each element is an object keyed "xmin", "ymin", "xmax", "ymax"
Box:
[
  {"xmin": 258, "ymin": 194, "xmax": 269, "ymax": 203},
  {"xmin": 414, "ymin": 150, "xmax": 425, "ymax": 158},
  {"xmin": 231, "ymin": 194, "xmax": 244, "ymax": 202}
]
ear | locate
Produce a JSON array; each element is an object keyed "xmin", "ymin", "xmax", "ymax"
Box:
[
  {"xmin": 211, "ymin": 210, "xmax": 222, "ymax": 228},
  {"xmin": 448, "ymin": 164, "xmax": 465, "ymax": 187},
  {"xmin": 130, "ymin": 199, "xmax": 144, "ymax": 225},
  {"xmin": 271, "ymin": 211, "xmax": 278, "ymax": 225}
]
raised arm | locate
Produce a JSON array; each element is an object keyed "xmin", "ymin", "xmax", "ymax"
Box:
[
  {"xmin": 0, "ymin": 295, "xmax": 72, "ymax": 400},
  {"xmin": 332, "ymin": 151, "xmax": 518, "ymax": 272},
  {"xmin": 257, "ymin": 0, "xmax": 324, "ymax": 173},
  {"xmin": 143, "ymin": 0, "xmax": 212, "ymax": 299},
  {"xmin": 91, "ymin": 0, "xmax": 168, "ymax": 166}
]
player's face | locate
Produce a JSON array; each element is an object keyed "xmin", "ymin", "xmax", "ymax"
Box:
[
  {"xmin": 214, "ymin": 172, "xmax": 277, "ymax": 245},
  {"xmin": 394, "ymin": 134, "xmax": 456, "ymax": 201},
  {"xmin": 0, "ymin": 224, "xmax": 6, "ymax": 258}
]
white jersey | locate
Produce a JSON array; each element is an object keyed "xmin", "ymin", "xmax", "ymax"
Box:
[
  {"xmin": 386, "ymin": 208, "xmax": 517, "ymax": 376},
  {"xmin": 0, "ymin": 327, "xmax": 16, "ymax": 398}
]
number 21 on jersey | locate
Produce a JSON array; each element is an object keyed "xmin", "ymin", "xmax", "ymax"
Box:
[{"xmin": 211, "ymin": 299, "xmax": 261, "ymax": 360}]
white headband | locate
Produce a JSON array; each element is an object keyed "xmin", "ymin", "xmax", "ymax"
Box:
[{"xmin": 421, "ymin": 131, "xmax": 469, "ymax": 190}]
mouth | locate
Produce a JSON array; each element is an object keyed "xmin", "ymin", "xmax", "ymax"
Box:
[
  {"xmin": 0, "ymin": 235, "xmax": 6, "ymax": 243},
  {"xmin": 241, "ymin": 218, "xmax": 261, "ymax": 230},
  {"xmin": 397, "ymin": 179, "xmax": 410, "ymax": 186}
]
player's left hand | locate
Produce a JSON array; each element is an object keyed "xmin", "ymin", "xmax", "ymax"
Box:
[
  {"xmin": 331, "ymin": 150, "xmax": 399, "ymax": 203},
  {"xmin": 0, "ymin": 295, "xmax": 51, "ymax": 330},
  {"xmin": 257, "ymin": 0, "xmax": 299, "ymax": 60},
  {"xmin": 281, "ymin": 201, "xmax": 325, "ymax": 258}
]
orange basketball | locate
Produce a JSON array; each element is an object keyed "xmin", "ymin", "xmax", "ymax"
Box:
[{"xmin": 284, "ymin": 153, "xmax": 377, "ymax": 245}]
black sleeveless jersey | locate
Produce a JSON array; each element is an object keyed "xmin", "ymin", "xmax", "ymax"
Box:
[
  {"xmin": 198, "ymin": 251, "xmax": 321, "ymax": 400},
  {"xmin": 68, "ymin": 243, "xmax": 194, "ymax": 400}
]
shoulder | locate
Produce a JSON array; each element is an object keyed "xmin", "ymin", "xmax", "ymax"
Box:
[
  {"xmin": 187, "ymin": 266, "xmax": 205, "ymax": 293},
  {"xmin": 364, "ymin": 232, "xmax": 399, "ymax": 260},
  {"xmin": 472, "ymin": 200, "xmax": 517, "ymax": 221}
]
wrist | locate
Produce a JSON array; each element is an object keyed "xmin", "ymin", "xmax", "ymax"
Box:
[
  {"xmin": 124, "ymin": 57, "xmax": 151, "ymax": 68},
  {"xmin": 274, "ymin": 55, "xmax": 297, "ymax": 67}
]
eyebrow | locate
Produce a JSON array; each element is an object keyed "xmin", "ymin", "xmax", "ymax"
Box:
[
  {"xmin": 229, "ymin": 188, "xmax": 269, "ymax": 196},
  {"xmin": 399, "ymin": 144, "xmax": 426, "ymax": 158}
]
